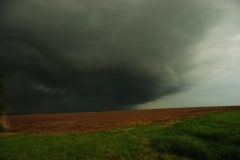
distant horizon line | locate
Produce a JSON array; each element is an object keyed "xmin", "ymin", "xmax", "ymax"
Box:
[{"xmin": 4, "ymin": 105, "xmax": 240, "ymax": 115}]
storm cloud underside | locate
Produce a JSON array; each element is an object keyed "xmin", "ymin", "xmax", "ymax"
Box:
[{"xmin": 0, "ymin": 0, "xmax": 227, "ymax": 113}]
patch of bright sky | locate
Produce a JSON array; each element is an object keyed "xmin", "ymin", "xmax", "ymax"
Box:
[{"xmin": 136, "ymin": 1, "xmax": 240, "ymax": 109}]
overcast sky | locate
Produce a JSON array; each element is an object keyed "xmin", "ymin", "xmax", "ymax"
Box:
[{"xmin": 0, "ymin": 0, "xmax": 240, "ymax": 113}]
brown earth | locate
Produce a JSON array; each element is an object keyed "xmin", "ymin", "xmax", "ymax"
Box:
[{"xmin": 2, "ymin": 106, "xmax": 239, "ymax": 134}]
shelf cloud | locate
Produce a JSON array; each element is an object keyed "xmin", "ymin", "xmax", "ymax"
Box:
[{"xmin": 0, "ymin": 0, "xmax": 233, "ymax": 113}]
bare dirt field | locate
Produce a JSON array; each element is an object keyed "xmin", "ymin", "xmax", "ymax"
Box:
[{"xmin": 2, "ymin": 106, "xmax": 239, "ymax": 134}]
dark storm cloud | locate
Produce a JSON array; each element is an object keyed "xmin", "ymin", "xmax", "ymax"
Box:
[{"xmin": 0, "ymin": 0, "xmax": 224, "ymax": 113}]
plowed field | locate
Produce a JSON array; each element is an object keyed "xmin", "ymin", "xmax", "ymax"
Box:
[{"xmin": 2, "ymin": 106, "xmax": 239, "ymax": 133}]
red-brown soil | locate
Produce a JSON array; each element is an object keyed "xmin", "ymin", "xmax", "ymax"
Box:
[{"xmin": 2, "ymin": 106, "xmax": 239, "ymax": 134}]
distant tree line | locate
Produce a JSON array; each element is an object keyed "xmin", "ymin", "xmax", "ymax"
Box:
[
  {"xmin": 0, "ymin": 70, "xmax": 4, "ymax": 115},
  {"xmin": 0, "ymin": 70, "xmax": 4, "ymax": 131}
]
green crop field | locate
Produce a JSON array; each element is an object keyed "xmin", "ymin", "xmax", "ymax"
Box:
[{"xmin": 0, "ymin": 110, "xmax": 240, "ymax": 160}]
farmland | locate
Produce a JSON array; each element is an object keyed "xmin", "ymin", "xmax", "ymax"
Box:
[
  {"xmin": 0, "ymin": 107, "xmax": 240, "ymax": 160},
  {"xmin": 2, "ymin": 106, "xmax": 239, "ymax": 133}
]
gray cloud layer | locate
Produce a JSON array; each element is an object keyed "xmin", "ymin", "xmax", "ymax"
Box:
[{"xmin": 0, "ymin": 0, "xmax": 225, "ymax": 113}]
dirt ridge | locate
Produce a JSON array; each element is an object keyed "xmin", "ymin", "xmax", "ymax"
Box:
[{"xmin": 3, "ymin": 106, "xmax": 240, "ymax": 133}]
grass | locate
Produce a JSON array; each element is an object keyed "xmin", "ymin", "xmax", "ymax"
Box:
[
  {"xmin": 0, "ymin": 110, "xmax": 240, "ymax": 160},
  {"xmin": 151, "ymin": 110, "xmax": 240, "ymax": 160}
]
